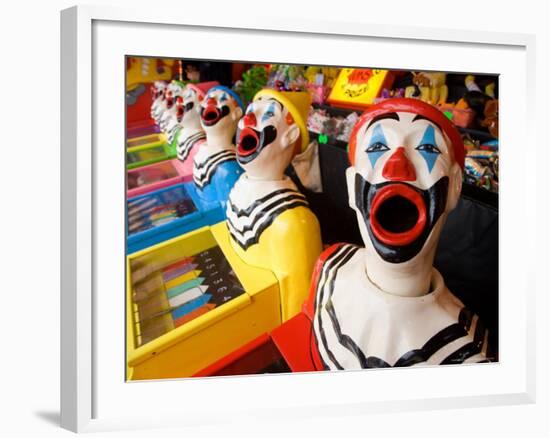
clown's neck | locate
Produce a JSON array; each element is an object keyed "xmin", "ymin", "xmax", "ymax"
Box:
[
  {"xmin": 178, "ymin": 124, "xmax": 203, "ymax": 142},
  {"xmin": 181, "ymin": 112, "xmax": 202, "ymax": 132},
  {"xmin": 363, "ymin": 245, "xmax": 438, "ymax": 298},
  {"xmin": 203, "ymin": 129, "xmax": 235, "ymax": 154},
  {"xmin": 240, "ymin": 174, "xmax": 295, "ymax": 191}
]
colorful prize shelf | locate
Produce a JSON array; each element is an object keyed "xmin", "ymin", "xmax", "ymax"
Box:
[
  {"xmin": 126, "ymin": 224, "xmax": 281, "ymax": 380},
  {"xmin": 127, "ymin": 159, "xmax": 191, "ymax": 199},
  {"xmin": 126, "ymin": 133, "xmax": 167, "ymax": 149},
  {"xmin": 127, "ymin": 119, "xmax": 161, "ymax": 139},
  {"xmin": 127, "ymin": 141, "xmax": 176, "ymax": 170},
  {"xmin": 127, "ymin": 182, "xmax": 226, "ymax": 254}
]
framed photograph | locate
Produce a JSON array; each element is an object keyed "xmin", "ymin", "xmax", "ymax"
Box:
[{"xmin": 61, "ymin": 4, "xmax": 536, "ymax": 433}]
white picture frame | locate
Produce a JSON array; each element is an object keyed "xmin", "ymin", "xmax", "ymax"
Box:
[{"xmin": 60, "ymin": 4, "xmax": 536, "ymax": 433}]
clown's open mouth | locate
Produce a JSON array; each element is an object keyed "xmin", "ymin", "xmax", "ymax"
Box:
[
  {"xmin": 355, "ymin": 174, "xmax": 449, "ymax": 263},
  {"xmin": 200, "ymin": 104, "xmax": 230, "ymax": 126},
  {"xmin": 236, "ymin": 126, "xmax": 277, "ymax": 164},
  {"xmin": 370, "ymin": 184, "xmax": 427, "ymax": 247}
]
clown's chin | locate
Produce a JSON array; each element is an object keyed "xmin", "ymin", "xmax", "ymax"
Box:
[{"xmin": 355, "ymin": 174, "xmax": 449, "ymax": 264}]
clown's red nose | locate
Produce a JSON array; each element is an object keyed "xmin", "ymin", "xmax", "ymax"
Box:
[
  {"xmin": 382, "ymin": 147, "xmax": 416, "ymax": 182},
  {"xmin": 243, "ymin": 113, "xmax": 257, "ymax": 127},
  {"xmin": 206, "ymin": 98, "xmax": 217, "ymax": 106}
]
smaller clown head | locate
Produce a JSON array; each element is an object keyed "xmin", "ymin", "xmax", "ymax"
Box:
[
  {"xmin": 199, "ymin": 86, "xmax": 244, "ymax": 134},
  {"xmin": 151, "ymin": 81, "xmax": 167, "ymax": 101},
  {"xmin": 236, "ymin": 89, "xmax": 310, "ymax": 180},
  {"xmin": 346, "ymin": 98, "xmax": 464, "ymax": 265},
  {"xmin": 159, "ymin": 81, "xmax": 186, "ymax": 131},
  {"xmin": 175, "ymin": 81, "xmax": 219, "ymax": 126},
  {"xmin": 164, "ymin": 81, "xmax": 182, "ymax": 111}
]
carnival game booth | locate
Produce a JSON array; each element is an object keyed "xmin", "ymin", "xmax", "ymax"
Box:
[{"xmin": 125, "ymin": 61, "xmax": 498, "ymax": 379}]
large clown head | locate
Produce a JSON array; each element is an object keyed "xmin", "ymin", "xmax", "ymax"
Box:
[
  {"xmin": 199, "ymin": 85, "xmax": 244, "ymax": 139},
  {"xmin": 174, "ymin": 81, "xmax": 218, "ymax": 130},
  {"xmin": 346, "ymin": 98, "xmax": 464, "ymax": 274},
  {"xmin": 236, "ymin": 89, "xmax": 310, "ymax": 180}
]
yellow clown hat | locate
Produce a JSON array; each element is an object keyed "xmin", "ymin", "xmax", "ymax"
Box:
[{"xmin": 253, "ymin": 88, "xmax": 311, "ymax": 153}]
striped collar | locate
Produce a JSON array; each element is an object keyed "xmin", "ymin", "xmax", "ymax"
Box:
[
  {"xmin": 226, "ymin": 176, "xmax": 309, "ymax": 250},
  {"xmin": 312, "ymin": 244, "xmax": 491, "ymax": 369},
  {"xmin": 176, "ymin": 129, "xmax": 206, "ymax": 162},
  {"xmin": 193, "ymin": 147, "xmax": 237, "ymax": 189}
]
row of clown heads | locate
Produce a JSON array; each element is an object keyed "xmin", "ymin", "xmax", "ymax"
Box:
[{"xmin": 150, "ymin": 79, "xmax": 493, "ymax": 369}]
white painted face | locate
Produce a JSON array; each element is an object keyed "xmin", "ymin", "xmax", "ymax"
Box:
[
  {"xmin": 346, "ymin": 111, "xmax": 462, "ymax": 264},
  {"xmin": 151, "ymin": 81, "xmax": 166, "ymax": 102},
  {"xmin": 235, "ymin": 97, "xmax": 300, "ymax": 178},
  {"xmin": 353, "ymin": 112, "xmax": 454, "ymax": 190},
  {"xmin": 151, "ymin": 82, "xmax": 167, "ymax": 118},
  {"xmin": 165, "ymin": 83, "xmax": 184, "ymax": 114},
  {"xmin": 175, "ymin": 88, "xmax": 202, "ymax": 126},
  {"xmin": 199, "ymin": 88, "xmax": 243, "ymax": 134}
]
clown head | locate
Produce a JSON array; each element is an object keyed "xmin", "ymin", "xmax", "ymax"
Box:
[
  {"xmin": 174, "ymin": 82, "xmax": 218, "ymax": 129},
  {"xmin": 236, "ymin": 89, "xmax": 310, "ymax": 180},
  {"xmin": 199, "ymin": 85, "xmax": 244, "ymax": 137},
  {"xmin": 151, "ymin": 81, "xmax": 167, "ymax": 101},
  {"xmin": 159, "ymin": 80, "xmax": 186, "ymax": 131},
  {"xmin": 346, "ymin": 98, "xmax": 464, "ymax": 273},
  {"xmin": 151, "ymin": 81, "xmax": 167, "ymax": 119}
]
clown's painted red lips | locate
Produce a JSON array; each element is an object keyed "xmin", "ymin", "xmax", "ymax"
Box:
[
  {"xmin": 237, "ymin": 127, "xmax": 260, "ymax": 157},
  {"xmin": 370, "ymin": 183, "xmax": 427, "ymax": 246},
  {"xmin": 201, "ymin": 104, "xmax": 221, "ymax": 125}
]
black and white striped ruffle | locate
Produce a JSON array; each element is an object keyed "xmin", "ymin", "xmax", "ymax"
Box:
[
  {"xmin": 226, "ymin": 188, "xmax": 309, "ymax": 250},
  {"xmin": 193, "ymin": 150, "xmax": 237, "ymax": 189},
  {"xmin": 313, "ymin": 244, "xmax": 490, "ymax": 370},
  {"xmin": 177, "ymin": 131, "xmax": 206, "ymax": 161}
]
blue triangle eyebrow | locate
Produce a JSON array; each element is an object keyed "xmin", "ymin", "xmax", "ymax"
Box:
[
  {"xmin": 261, "ymin": 102, "xmax": 277, "ymax": 123},
  {"xmin": 418, "ymin": 125, "xmax": 438, "ymax": 172},
  {"xmin": 369, "ymin": 124, "xmax": 387, "ymax": 146},
  {"xmin": 367, "ymin": 124, "xmax": 388, "ymax": 168},
  {"xmin": 419, "ymin": 124, "xmax": 436, "ymax": 146},
  {"xmin": 220, "ymin": 93, "xmax": 228, "ymax": 102}
]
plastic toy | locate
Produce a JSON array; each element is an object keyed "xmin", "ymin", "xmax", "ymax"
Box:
[
  {"xmin": 192, "ymin": 85, "xmax": 245, "ymax": 210},
  {"xmin": 233, "ymin": 65, "xmax": 268, "ymax": 106},
  {"xmin": 223, "ymin": 89, "xmax": 323, "ymax": 321},
  {"xmin": 407, "ymin": 72, "xmax": 448, "ymax": 105},
  {"xmin": 481, "ymin": 99, "xmax": 499, "ymax": 138},
  {"xmin": 304, "ymin": 98, "xmax": 493, "ymax": 369}
]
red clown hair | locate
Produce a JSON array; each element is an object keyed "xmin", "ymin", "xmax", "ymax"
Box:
[{"xmin": 348, "ymin": 98, "xmax": 465, "ymax": 169}]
